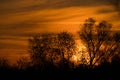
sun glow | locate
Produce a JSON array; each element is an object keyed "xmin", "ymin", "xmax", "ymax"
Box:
[{"xmin": 70, "ymin": 40, "xmax": 89, "ymax": 65}]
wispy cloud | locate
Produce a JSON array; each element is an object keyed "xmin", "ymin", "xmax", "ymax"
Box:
[{"xmin": 0, "ymin": 0, "xmax": 109, "ymax": 15}]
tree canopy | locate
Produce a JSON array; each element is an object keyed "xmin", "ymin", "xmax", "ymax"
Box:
[{"xmin": 78, "ymin": 18, "xmax": 120, "ymax": 68}]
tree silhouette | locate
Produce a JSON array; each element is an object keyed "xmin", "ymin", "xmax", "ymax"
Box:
[
  {"xmin": 28, "ymin": 33, "xmax": 57, "ymax": 68},
  {"xmin": 16, "ymin": 57, "xmax": 30, "ymax": 70},
  {"xmin": 78, "ymin": 18, "xmax": 120, "ymax": 68},
  {"xmin": 57, "ymin": 32, "xmax": 76, "ymax": 68},
  {"xmin": 28, "ymin": 32, "xmax": 76, "ymax": 69},
  {"xmin": 0, "ymin": 57, "xmax": 9, "ymax": 69}
]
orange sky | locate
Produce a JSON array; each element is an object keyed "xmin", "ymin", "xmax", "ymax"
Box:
[{"xmin": 0, "ymin": 0, "xmax": 120, "ymax": 64}]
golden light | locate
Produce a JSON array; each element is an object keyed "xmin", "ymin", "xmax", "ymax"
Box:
[{"xmin": 70, "ymin": 39, "xmax": 90, "ymax": 66}]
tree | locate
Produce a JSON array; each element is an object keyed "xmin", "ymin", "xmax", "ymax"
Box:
[
  {"xmin": 28, "ymin": 32, "xmax": 76, "ymax": 69},
  {"xmin": 57, "ymin": 32, "xmax": 76, "ymax": 68},
  {"xmin": 78, "ymin": 18, "xmax": 120, "ymax": 68},
  {"xmin": 28, "ymin": 33, "xmax": 58, "ymax": 68}
]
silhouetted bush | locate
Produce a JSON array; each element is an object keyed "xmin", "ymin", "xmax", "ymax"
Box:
[{"xmin": 0, "ymin": 57, "xmax": 9, "ymax": 69}]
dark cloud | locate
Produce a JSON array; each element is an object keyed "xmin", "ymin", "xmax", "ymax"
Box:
[
  {"xmin": 49, "ymin": 0, "xmax": 108, "ymax": 8},
  {"xmin": 0, "ymin": 0, "xmax": 109, "ymax": 15},
  {"xmin": 0, "ymin": 36, "xmax": 27, "ymax": 41},
  {"xmin": 96, "ymin": 9, "xmax": 115, "ymax": 14},
  {"xmin": 0, "ymin": 0, "xmax": 16, "ymax": 3},
  {"xmin": 0, "ymin": 23, "xmax": 39, "ymax": 37},
  {"xmin": 0, "ymin": 42, "xmax": 26, "ymax": 49}
]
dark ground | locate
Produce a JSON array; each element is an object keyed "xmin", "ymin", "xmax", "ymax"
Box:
[{"xmin": 0, "ymin": 63, "xmax": 120, "ymax": 80}]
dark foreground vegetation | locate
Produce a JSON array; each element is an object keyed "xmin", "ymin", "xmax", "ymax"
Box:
[
  {"xmin": 0, "ymin": 61, "xmax": 120, "ymax": 80},
  {"xmin": 0, "ymin": 18, "xmax": 120, "ymax": 80}
]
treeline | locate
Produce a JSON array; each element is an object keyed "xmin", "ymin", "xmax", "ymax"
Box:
[{"xmin": 0, "ymin": 18, "xmax": 120, "ymax": 80}]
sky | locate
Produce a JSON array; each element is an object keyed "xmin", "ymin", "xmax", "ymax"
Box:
[{"xmin": 0, "ymin": 0, "xmax": 120, "ymax": 64}]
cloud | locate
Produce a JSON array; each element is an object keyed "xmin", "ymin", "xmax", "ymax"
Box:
[
  {"xmin": 97, "ymin": 9, "xmax": 114, "ymax": 14},
  {"xmin": 96, "ymin": 7, "xmax": 115, "ymax": 14},
  {"xmin": 0, "ymin": 41, "xmax": 26, "ymax": 49},
  {"xmin": 0, "ymin": 23, "xmax": 46, "ymax": 37},
  {"xmin": 0, "ymin": 0, "xmax": 109, "ymax": 15}
]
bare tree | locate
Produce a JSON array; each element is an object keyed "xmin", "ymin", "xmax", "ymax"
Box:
[
  {"xmin": 28, "ymin": 32, "xmax": 76, "ymax": 69},
  {"xmin": 57, "ymin": 32, "xmax": 76, "ymax": 68},
  {"xmin": 78, "ymin": 18, "xmax": 120, "ymax": 68},
  {"xmin": 28, "ymin": 33, "xmax": 57, "ymax": 68}
]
